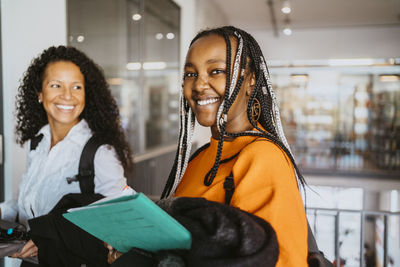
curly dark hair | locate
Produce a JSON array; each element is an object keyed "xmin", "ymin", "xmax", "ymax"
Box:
[{"xmin": 15, "ymin": 45, "xmax": 133, "ymax": 171}]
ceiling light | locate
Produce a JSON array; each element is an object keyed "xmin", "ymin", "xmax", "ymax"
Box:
[
  {"xmin": 132, "ymin": 13, "xmax": 142, "ymax": 21},
  {"xmin": 107, "ymin": 78, "xmax": 124, "ymax": 85},
  {"xmin": 126, "ymin": 62, "xmax": 141, "ymax": 71},
  {"xmin": 143, "ymin": 61, "xmax": 167, "ymax": 70},
  {"xmin": 291, "ymin": 74, "xmax": 308, "ymax": 83},
  {"xmin": 126, "ymin": 61, "xmax": 167, "ymax": 70},
  {"xmin": 77, "ymin": 35, "xmax": 85, "ymax": 42},
  {"xmin": 281, "ymin": 0, "xmax": 291, "ymax": 14},
  {"xmin": 283, "ymin": 27, "xmax": 292, "ymax": 36},
  {"xmin": 166, "ymin": 33, "xmax": 175, "ymax": 40},
  {"xmin": 328, "ymin": 58, "xmax": 374, "ymax": 66},
  {"xmin": 155, "ymin": 33, "xmax": 163, "ymax": 40},
  {"xmin": 379, "ymin": 75, "xmax": 399, "ymax": 82}
]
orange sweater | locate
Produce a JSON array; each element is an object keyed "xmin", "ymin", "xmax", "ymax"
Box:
[{"xmin": 175, "ymin": 134, "xmax": 308, "ymax": 267}]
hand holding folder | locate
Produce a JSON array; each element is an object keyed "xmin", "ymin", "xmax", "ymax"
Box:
[{"xmin": 63, "ymin": 193, "xmax": 192, "ymax": 253}]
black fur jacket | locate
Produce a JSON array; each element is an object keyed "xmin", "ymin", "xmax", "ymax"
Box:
[
  {"xmin": 113, "ymin": 197, "xmax": 279, "ymax": 267},
  {"xmin": 28, "ymin": 195, "xmax": 278, "ymax": 267}
]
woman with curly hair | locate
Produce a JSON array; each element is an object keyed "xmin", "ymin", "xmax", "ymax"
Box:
[{"xmin": 0, "ymin": 46, "xmax": 134, "ymax": 263}]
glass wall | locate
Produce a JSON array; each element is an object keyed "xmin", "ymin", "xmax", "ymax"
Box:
[
  {"xmin": 272, "ymin": 67, "xmax": 400, "ymax": 177},
  {"xmin": 68, "ymin": 0, "xmax": 180, "ymax": 154}
]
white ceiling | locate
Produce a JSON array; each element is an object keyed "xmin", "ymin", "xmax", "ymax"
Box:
[{"xmin": 211, "ymin": 0, "xmax": 400, "ymax": 31}]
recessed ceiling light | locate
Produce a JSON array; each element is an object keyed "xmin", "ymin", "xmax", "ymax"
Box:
[
  {"xmin": 132, "ymin": 14, "xmax": 142, "ymax": 21},
  {"xmin": 283, "ymin": 27, "xmax": 292, "ymax": 36},
  {"xmin": 166, "ymin": 33, "xmax": 175, "ymax": 39},
  {"xmin": 77, "ymin": 35, "xmax": 85, "ymax": 42},
  {"xmin": 281, "ymin": 0, "xmax": 291, "ymax": 14},
  {"xmin": 155, "ymin": 33, "xmax": 163, "ymax": 40}
]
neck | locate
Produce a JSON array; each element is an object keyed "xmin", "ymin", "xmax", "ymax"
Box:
[
  {"xmin": 210, "ymin": 118, "xmax": 253, "ymax": 140},
  {"xmin": 49, "ymin": 120, "xmax": 79, "ymax": 148}
]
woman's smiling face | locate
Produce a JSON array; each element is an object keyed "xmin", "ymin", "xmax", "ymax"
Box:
[
  {"xmin": 39, "ymin": 61, "xmax": 85, "ymax": 131},
  {"xmin": 183, "ymin": 34, "xmax": 254, "ymax": 138}
]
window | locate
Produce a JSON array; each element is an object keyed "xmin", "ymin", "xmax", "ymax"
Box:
[
  {"xmin": 68, "ymin": 0, "xmax": 180, "ymax": 154},
  {"xmin": 272, "ymin": 70, "xmax": 400, "ymax": 176}
]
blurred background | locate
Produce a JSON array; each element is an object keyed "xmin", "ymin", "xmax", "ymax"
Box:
[{"xmin": 1, "ymin": 0, "xmax": 399, "ymax": 266}]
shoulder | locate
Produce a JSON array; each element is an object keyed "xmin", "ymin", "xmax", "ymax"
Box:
[
  {"xmin": 94, "ymin": 144, "xmax": 120, "ymax": 164},
  {"xmin": 239, "ymin": 138, "xmax": 291, "ymax": 167},
  {"xmin": 232, "ymin": 138, "xmax": 296, "ymax": 186}
]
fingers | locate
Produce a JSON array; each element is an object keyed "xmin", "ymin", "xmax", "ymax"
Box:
[
  {"xmin": 12, "ymin": 240, "xmax": 38, "ymax": 258},
  {"xmin": 104, "ymin": 242, "xmax": 114, "ymax": 251},
  {"xmin": 107, "ymin": 249, "xmax": 122, "ymax": 265}
]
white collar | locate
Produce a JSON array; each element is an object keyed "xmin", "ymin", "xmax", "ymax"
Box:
[{"xmin": 37, "ymin": 119, "xmax": 92, "ymax": 147}]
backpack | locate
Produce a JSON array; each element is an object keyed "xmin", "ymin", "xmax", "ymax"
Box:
[
  {"xmin": 27, "ymin": 134, "xmax": 109, "ymax": 267},
  {"xmin": 30, "ymin": 134, "xmax": 105, "ymax": 194},
  {"xmin": 225, "ymin": 175, "xmax": 333, "ymax": 267},
  {"xmin": 190, "ymin": 140, "xmax": 334, "ymax": 267}
]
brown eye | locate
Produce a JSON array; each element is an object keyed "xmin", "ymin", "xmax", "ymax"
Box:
[
  {"xmin": 211, "ymin": 69, "xmax": 225, "ymax": 75},
  {"xmin": 184, "ymin": 72, "xmax": 197, "ymax": 79}
]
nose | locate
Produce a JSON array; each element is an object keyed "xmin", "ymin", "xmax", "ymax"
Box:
[
  {"xmin": 61, "ymin": 86, "xmax": 72, "ymax": 100},
  {"xmin": 193, "ymin": 74, "xmax": 209, "ymax": 92}
]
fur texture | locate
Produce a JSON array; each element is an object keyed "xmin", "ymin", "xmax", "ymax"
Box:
[{"xmin": 157, "ymin": 197, "xmax": 279, "ymax": 267}]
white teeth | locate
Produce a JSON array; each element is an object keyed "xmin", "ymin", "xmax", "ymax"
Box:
[
  {"xmin": 197, "ymin": 98, "xmax": 219, "ymax": 106},
  {"xmin": 56, "ymin": 104, "xmax": 74, "ymax": 110}
]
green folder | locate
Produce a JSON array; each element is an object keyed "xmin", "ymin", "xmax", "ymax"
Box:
[{"xmin": 63, "ymin": 193, "xmax": 191, "ymax": 253}]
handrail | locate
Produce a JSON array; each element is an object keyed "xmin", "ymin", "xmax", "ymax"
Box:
[
  {"xmin": 306, "ymin": 207, "xmax": 400, "ymax": 216},
  {"xmin": 306, "ymin": 207, "xmax": 400, "ymax": 267}
]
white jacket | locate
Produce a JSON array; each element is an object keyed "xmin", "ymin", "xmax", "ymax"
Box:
[{"xmin": 0, "ymin": 119, "xmax": 134, "ymax": 226}]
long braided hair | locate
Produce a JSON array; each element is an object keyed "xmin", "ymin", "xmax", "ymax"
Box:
[{"xmin": 162, "ymin": 26, "xmax": 305, "ymax": 198}]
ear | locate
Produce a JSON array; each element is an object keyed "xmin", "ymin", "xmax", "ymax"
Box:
[
  {"xmin": 38, "ymin": 92, "xmax": 43, "ymax": 103},
  {"xmin": 245, "ymin": 72, "xmax": 256, "ymax": 96}
]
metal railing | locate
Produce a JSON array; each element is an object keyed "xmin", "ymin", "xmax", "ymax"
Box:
[{"xmin": 306, "ymin": 207, "xmax": 400, "ymax": 267}]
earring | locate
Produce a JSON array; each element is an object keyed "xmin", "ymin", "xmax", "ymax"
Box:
[
  {"xmin": 251, "ymin": 98, "xmax": 261, "ymax": 122},
  {"xmin": 38, "ymin": 99, "xmax": 42, "ymax": 103}
]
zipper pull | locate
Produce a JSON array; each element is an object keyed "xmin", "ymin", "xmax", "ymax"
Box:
[
  {"xmin": 66, "ymin": 175, "xmax": 78, "ymax": 184},
  {"xmin": 30, "ymin": 205, "xmax": 35, "ymax": 218}
]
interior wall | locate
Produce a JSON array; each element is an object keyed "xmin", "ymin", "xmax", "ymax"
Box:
[
  {"xmin": 1, "ymin": 0, "xmax": 67, "ymax": 201},
  {"xmin": 195, "ymin": 0, "xmax": 228, "ymax": 31},
  {"xmin": 1, "ymin": 2, "xmax": 67, "ymax": 265}
]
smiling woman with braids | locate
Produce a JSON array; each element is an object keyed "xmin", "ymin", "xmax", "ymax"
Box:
[
  {"xmin": 160, "ymin": 26, "xmax": 308, "ymax": 266},
  {"xmin": 0, "ymin": 46, "xmax": 134, "ymax": 266}
]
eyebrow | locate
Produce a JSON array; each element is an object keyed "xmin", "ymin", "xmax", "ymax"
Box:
[
  {"xmin": 206, "ymin": 59, "xmax": 225, "ymax": 64},
  {"xmin": 45, "ymin": 80, "xmax": 83, "ymax": 85},
  {"xmin": 184, "ymin": 59, "xmax": 226, "ymax": 68}
]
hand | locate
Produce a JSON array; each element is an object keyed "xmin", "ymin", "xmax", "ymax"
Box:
[
  {"xmin": 105, "ymin": 243, "xmax": 123, "ymax": 264},
  {"xmin": 12, "ymin": 239, "xmax": 38, "ymax": 258}
]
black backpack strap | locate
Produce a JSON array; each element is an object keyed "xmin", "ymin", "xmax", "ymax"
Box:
[
  {"xmin": 307, "ymin": 222, "xmax": 319, "ymax": 253},
  {"xmin": 30, "ymin": 134, "xmax": 44, "ymax": 151},
  {"xmin": 220, "ymin": 137, "xmax": 330, "ymax": 261},
  {"xmin": 220, "ymin": 138, "xmax": 263, "ymax": 205},
  {"xmin": 76, "ymin": 135, "xmax": 105, "ymax": 194},
  {"xmin": 224, "ymin": 172, "xmax": 235, "ymax": 205},
  {"xmin": 224, "ymin": 172, "xmax": 326, "ymax": 259}
]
